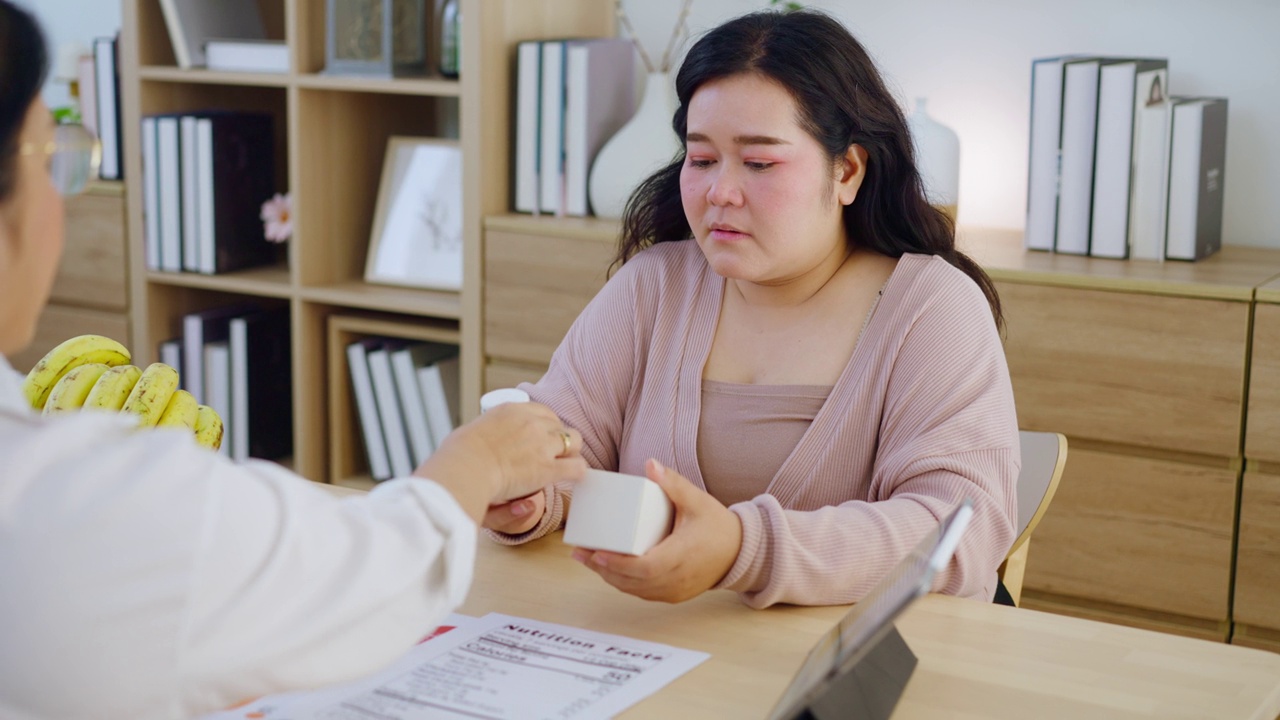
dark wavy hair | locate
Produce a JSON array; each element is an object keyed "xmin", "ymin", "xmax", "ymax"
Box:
[
  {"xmin": 616, "ymin": 9, "xmax": 1002, "ymax": 330},
  {"xmin": 0, "ymin": 0, "xmax": 49, "ymax": 203}
]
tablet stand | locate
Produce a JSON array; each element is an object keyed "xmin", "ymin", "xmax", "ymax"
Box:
[{"xmin": 794, "ymin": 624, "xmax": 917, "ymax": 720}]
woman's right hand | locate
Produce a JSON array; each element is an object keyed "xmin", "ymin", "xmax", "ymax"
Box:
[
  {"xmin": 483, "ymin": 490, "xmax": 547, "ymax": 535},
  {"xmin": 414, "ymin": 402, "xmax": 583, "ymax": 524}
]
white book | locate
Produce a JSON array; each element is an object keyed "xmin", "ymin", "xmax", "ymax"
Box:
[
  {"xmin": 196, "ymin": 118, "xmax": 216, "ymax": 274},
  {"xmin": 180, "ymin": 115, "xmax": 201, "ymax": 272},
  {"xmin": 158, "ymin": 0, "xmax": 265, "ymax": 68},
  {"xmin": 156, "ymin": 116, "xmax": 183, "ymax": 272},
  {"xmin": 1090, "ymin": 60, "xmax": 1163, "ymax": 259},
  {"xmin": 367, "ymin": 345, "xmax": 415, "ymax": 479},
  {"xmin": 159, "ymin": 339, "xmax": 182, "ymax": 385},
  {"xmin": 203, "ymin": 341, "xmax": 232, "ymax": 457},
  {"xmin": 390, "ymin": 346, "xmax": 435, "ymax": 465},
  {"xmin": 205, "ymin": 39, "xmax": 289, "ymax": 73},
  {"xmin": 1054, "ymin": 58, "xmax": 1105, "ymax": 255},
  {"xmin": 228, "ymin": 317, "xmax": 250, "ymax": 463},
  {"xmin": 141, "ymin": 116, "xmax": 160, "ymax": 269},
  {"xmin": 1128, "ymin": 68, "xmax": 1172, "ymax": 261},
  {"xmin": 418, "ymin": 354, "xmax": 460, "ymax": 450},
  {"xmin": 564, "ymin": 39, "xmax": 637, "ymax": 217},
  {"xmin": 346, "ymin": 341, "xmax": 391, "ymax": 482},
  {"xmin": 538, "ymin": 41, "xmax": 566, "ymax": 215},
  {"xmin": 1165, "ymin": 97, "xmax": 1228, "ymax": 262},
  {"xmin": 182, "ymin": 304, "xmax": 249, "ymax": 406},
  {"xmin": 514, "ymin": 40, "xmax": 542, "ymax": 214},
  {"xmin": 93, "ymin": 37, "xmax": 120, "ymax": 180},
  {"xmin": 1025, "ymin": 56, "xmax": 1079, "ymax": 252}
]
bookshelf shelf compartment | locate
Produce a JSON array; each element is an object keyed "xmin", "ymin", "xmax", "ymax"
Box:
[
  {"xmin": 328, "ymin": 313, "xmax": 462, "ymax": 485},
  {"xmin": 138, "ymin": 66, "xmax": 290, "ymax": 88},
  {"xmin": 145, "ymin": 266, "xmax": 293, "ymax": 298},
  {"xmin": 295, "ymin": 74, "xmax": 462, "ymax": 97},
  {"xmin": 123, "ymin": 0, "xmax": 617, "ymax": 483},
  {"xmin": 301, "ymin": 282, "xmax": 462, "ymax": 320}
]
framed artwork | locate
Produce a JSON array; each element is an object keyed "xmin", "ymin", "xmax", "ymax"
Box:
[
  {"xmin": 325, "ymin": 0, "xmax": 428, "ymax": 77},
  {"xmin": 364, "ymin": 136, "xmax": 463, "ymax": 291}
]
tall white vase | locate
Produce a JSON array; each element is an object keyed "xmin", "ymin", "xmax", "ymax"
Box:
[
  {"xmin": 906, "ymin": 97, "xmax": 960, "ymax": 221},
  {"xmin": 589, "ymin": 72, "xmax": 681, "ymax": 219}
]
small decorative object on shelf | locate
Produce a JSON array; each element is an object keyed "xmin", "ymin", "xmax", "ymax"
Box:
[
  {"xmin": 365, "ymin": 136, "xmax": 464, "ymax": 291},
  {"xmin": 587, "ymin": 0, "xmax": 692, "ymax": 219},
  {"xmin": 906, "ymin": 97, "xmax": 960, "ymax": 222},
  {"xmin": 437, "ymin": 0, "xmax": 460, "ymax": 78},
  {"xmin": 260, "ymin": 192, "xmax": 293, "ymax": 244},
  {"xmin": 325, "ymin": 0, "xmax": 428, "ymax": 77}
]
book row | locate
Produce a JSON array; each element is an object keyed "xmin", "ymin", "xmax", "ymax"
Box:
[
  {"xmin": 1027, "ymin": 56, "xmax": 1227, "ymax": 261},
  {"xmin": 347, "ymin": 339, "xmax": 461, "ymax": 483},
  {"xmin": 77, "ymin": 36, "xmax": 123, "ymax": 182},
  {"xmin": 140, "ymin": 111, "xmax": 281, "ymax": 275},
  {"xmin": 159, "ymin": 305, "xmax": 292, "ymax": 463},
  {"xmin": 513, "ymin": 37, "xmax": 637, "ymax": 217}
]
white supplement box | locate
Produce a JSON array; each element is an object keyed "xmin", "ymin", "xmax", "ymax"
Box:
[{"xmin": 563, "ymin": 469, "xmax": 674, "ymax": 556}]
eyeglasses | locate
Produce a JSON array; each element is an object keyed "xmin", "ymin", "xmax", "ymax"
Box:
[{"xmin": 19, "ymin": 123, "xmax": 102, "ymax": 197}]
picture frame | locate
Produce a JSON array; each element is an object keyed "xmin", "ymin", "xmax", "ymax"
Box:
[
  {"xmin": 324, "ymin": 0, "xmax": 429, "ymax": 77},
  {"xmin": 364, "ymin": 136, "xmax": 464, "ymax": 291}
]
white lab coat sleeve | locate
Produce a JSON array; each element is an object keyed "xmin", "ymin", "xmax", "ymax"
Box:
[{"xmin": 176, "ymin": 456, "xmax": 477, "ymax": 713}]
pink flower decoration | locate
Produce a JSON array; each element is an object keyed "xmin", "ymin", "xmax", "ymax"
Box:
[{"xmin": 260, "ymin": 192, "xmax": 293, "ymax": 244}]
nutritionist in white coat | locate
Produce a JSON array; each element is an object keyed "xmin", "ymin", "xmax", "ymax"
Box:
[{"xmin": 0, "ymin": 3, "xmax": 586, "ymax": 718}]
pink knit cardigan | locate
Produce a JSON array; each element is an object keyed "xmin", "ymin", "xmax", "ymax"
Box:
[{"xmin": 496, "ymin": 240, "xmax": 1019, "ymax": 608}]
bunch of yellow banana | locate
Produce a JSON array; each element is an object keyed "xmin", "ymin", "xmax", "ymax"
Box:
[{"xmin": 21, "ymin": 334, "xmax": 224, "ymax": 451}]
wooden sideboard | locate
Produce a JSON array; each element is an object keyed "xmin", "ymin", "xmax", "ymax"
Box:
[
  {"xmin": 10, "ymin": 181, "xmax": 130, "ymax": 373},
  {"xmin": 960, "ymin": 229, "xmax": 1280, "ymax": 641},
  {"xmin": 481, "ymin": 215, "xmax": 1280, "ymax": 643},
  {"xmin": 1238, "ymin": 277, "xmax": 1280, "ymax": 653}
]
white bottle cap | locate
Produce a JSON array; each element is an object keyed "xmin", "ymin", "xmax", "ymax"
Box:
[{"xmin": 480, "ymin": 387, "xmax": 530, "ymax": 413}]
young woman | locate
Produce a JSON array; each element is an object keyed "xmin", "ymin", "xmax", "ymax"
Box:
[
  {"xmin": 0, "ymin": 3, "xmax": 584, "ymax": 717},
  {"xmin": 485, "ymin": 9, "xmax": 1019, "ymax": 609}
]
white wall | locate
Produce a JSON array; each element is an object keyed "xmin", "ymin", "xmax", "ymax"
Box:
[
  {"xmin": 16, "ymin": 0, "xmax": 122, "ymax": 112},
  {"xmin": 22, "ymin": 0, "xmax": 1280, "ymax": 245},
  {"xmin": 627, "ymin": 0, "xmax": 1280, "ymax": 247}
]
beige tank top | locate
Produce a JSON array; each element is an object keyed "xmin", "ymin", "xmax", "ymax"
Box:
[{"xmin": 697, "ymin": 380, "xmax": 832, "ymax": 506}]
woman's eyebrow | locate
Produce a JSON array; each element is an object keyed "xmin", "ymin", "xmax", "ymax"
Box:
[{"xmin": 686, "ymin": 132, "xmax": 790, "ymax": 146}]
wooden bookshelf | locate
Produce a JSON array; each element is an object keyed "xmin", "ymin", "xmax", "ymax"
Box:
[{"xmin": 119, "ymin": 0, "xmax": 614, "ymax": 482}]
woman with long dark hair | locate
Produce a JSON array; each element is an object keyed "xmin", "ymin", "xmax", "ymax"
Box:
[
  {"xmin": 0, "ymin": 3, "xmax": 585, "ymax": 716},
  {"xmin": 487, "ymin": 10, "xmax": 1019, "ymax": 608}
]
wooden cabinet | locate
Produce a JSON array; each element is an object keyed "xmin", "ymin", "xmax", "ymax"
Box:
[
  {"xmin": 483, "ymin": 215, "xmax": 615, "ymax": 371},
  {"xmin": 963, "ymin": 230, "xmax": 1280, "ymax": 639},
  {"xmin": 1237, "ymin": 281, "xmax": 1280, "ymax": 650},
  {"xmin": 10, "ymin": 181, "xmax": 130, "ymax": 374},
  {"xmin": 118, "ymin": 0, "xmax": 612, "ymax": 485}
]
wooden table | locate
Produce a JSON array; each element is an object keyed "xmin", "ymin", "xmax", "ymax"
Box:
[{"xmin": 458, "ymin": 530, "xmax": 1280, "ymax": 719}]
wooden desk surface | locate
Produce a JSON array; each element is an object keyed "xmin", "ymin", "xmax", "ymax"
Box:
[
  {"xmin": 459, "ymin": 529, "xmax": 1280, "ymax": 720},
  {"xmin": 317, "ymin": 485, "xmax": 1280, "ymax": 719}
]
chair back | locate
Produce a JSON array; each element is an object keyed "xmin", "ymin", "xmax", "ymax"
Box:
[{"xmin": 1010, "ymin": 431, "xmax": 1068, "ymax": 556}]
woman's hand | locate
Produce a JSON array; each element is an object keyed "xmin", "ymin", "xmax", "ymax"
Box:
[
  {"xmin": 571, "ymin": 459, "xmax": 743, "ymax": 603},
  {"xmin": 483, "ymin": 490, "xmax": 547, "ymax": 535},
  {"xmin": 415, "ymin": 402, "xmax": 585, "ymax": 524}
]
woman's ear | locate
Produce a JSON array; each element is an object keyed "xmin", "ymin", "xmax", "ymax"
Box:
[{"xmin": 837, "ymin": 144, "xmax": 868, "ymax": 206}]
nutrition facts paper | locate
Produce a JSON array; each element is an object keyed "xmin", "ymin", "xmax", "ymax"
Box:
[{"xmin": 204, "ymin": 613, "xmax": 710, "ymax": 720}]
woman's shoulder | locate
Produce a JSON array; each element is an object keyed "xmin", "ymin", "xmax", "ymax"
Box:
[
  {"xmin": 895, "ymin": 252, "xmax": 988, "ymax": 306},
  {"xmin": 612, "ymin": 240, "xmax": 709, "ymax": 290}
]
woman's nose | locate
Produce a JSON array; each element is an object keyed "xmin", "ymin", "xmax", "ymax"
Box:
[{"xmin": 706, "ymin": 168, "xmax": 744, "ymax": 207}]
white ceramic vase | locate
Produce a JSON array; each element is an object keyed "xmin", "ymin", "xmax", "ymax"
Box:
[
  {"xmin": 588, "ymin": 71, "xmax": 681, "ymax": 218},
  {"xmin": 906, "ymin": 97, "xmax": 960, "ymax": 221}
]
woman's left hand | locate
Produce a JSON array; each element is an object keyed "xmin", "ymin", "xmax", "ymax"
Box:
[{"xmin": 571, "ymin": 459, "xmax": 743, "ymax": 603}]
